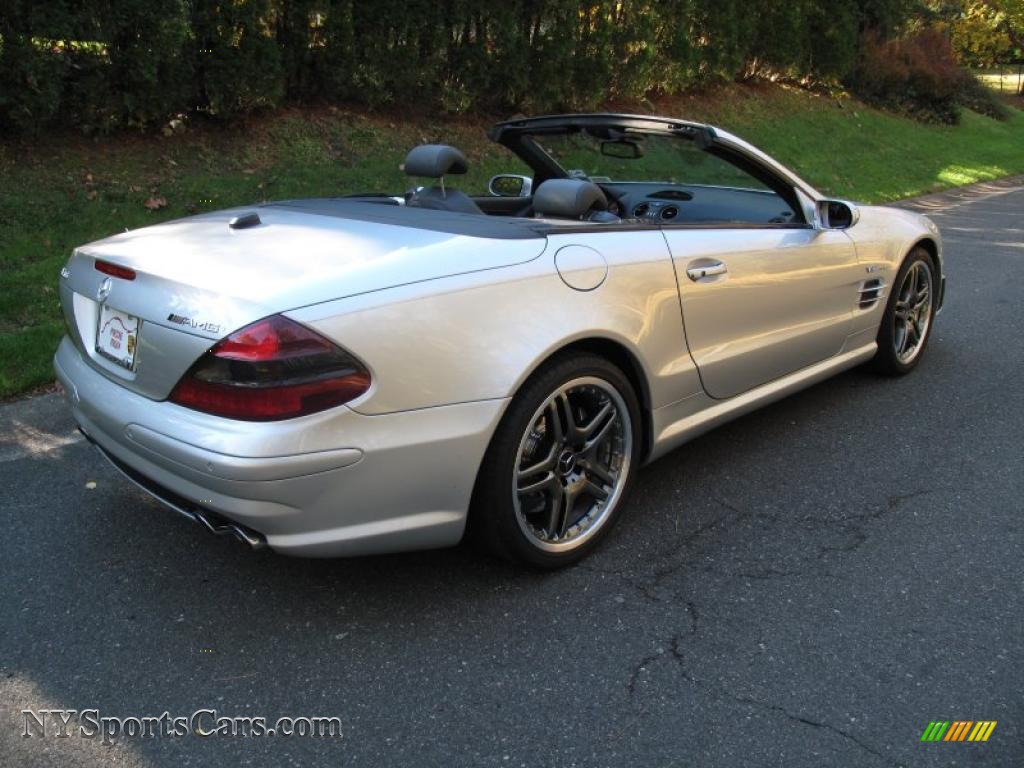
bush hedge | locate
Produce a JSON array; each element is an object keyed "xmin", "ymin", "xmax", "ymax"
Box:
[
  {"xmin": 849, "ymin": 26, "xmax": 1009, "ymax": 123},
  {"xmin": 0, "ymin": 0, "xmax": 1001, "ymax": 134}
]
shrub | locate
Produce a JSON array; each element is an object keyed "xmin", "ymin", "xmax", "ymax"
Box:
[
  {"xmin": 7, "ymin": 0, "xmax": 1002, "ymax": 135},
  {"xmin": 848, "ymin": 27, "xmax": 988, "ymax": 124},
  {"xmin": 106, "ymin": 0, "xmax": 193, "ymax": 129},
  {"xmin": 0, "ymin": 35, "xmax": 66, "ymax": 134},
  {"xmin": 190, "ymin": 0, "xmax": 285, "ymax": 118},
  {"xmin": 59, "ymin": 45, "xmax": 119, "ymax": 135},
  {"xmin": 954, "ymin": 73, "xmax": 1010, "ymax": 120}
]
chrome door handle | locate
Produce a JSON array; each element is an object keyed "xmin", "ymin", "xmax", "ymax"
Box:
[{"xmin": 686, "ymin": 262, "xmax": 727, "ymax": 281}]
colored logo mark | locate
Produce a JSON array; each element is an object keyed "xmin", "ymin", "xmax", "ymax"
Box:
[{"xmin": 921, "ymin": 721, "xmax": 997, "ymax": 742}]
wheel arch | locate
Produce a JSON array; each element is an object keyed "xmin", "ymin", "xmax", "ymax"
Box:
[
  {"xmin": 513, "ymin": 335, "xmax": 655, "ymax": 463},
  {"xmin": 908, "ymin": 236, "xmax": 943, "ymax": 309},
  {"xmin": 912, "ymin": 236, "xmax": 939, "ymax": 271}
]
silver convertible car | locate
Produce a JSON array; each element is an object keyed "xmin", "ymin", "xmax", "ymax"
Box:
[{"xmin": 55, "ymin": 113, "xmax": 944, "ymax": 568}]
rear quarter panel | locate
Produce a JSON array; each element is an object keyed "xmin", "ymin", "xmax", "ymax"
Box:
[{"xmin": 286, "ymin": 230, "xmax": 701, "ymax": 415}]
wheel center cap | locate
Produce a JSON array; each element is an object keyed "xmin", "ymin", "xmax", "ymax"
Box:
[{"xmin": 557, "ymin": 449, "xmax": 578, "ymax": 476}]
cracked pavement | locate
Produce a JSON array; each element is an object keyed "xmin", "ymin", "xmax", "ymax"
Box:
[{"xmin": 1, "ymin": 180, "xmax": 1022, "ymax": 766}]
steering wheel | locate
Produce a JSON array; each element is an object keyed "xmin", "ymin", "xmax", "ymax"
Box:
[{"xmin": 599, "ymin": 186, "xmax": 626, "ymax": 218}]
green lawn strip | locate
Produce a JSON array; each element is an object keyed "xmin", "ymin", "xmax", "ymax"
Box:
[{"xmin": 1, "ymin": 87, "xmax": 1022, "ymax": 398}]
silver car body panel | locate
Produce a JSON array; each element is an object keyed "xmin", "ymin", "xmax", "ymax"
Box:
[
  {"xmin": 662, "ymin": 226, "xmax": 861, "ymax": 400},
  {"xmin": 63, "ymin": 206, "xmax": 546, "ymax": 399},
  {"xmin": 54, "ymin": 116, "xmax": 943, "ymax": 557},
  {"xmin": 286, "ymin": 229, "xmax": 698, "ymax": 415},
  {"xmin": 56, "ymin": 335, "xmax": 507, "ymax": 556}
]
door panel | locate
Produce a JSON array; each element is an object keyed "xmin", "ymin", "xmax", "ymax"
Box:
[{"xmin": 662, "ymin": 227, "xmax": 860, "ymax": 399}]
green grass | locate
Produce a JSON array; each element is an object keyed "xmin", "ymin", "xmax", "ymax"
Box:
[
  {"xmin": 2, "ymin": 85, "xmax": 1023, "ymax": 398},
  {"xmin": 656, "ymin": 84, "xmax": 1024, "ymax": 202}
]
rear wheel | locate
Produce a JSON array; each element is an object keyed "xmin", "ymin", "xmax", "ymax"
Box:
[
  {"xmin": 470, "ymin": 353, "xmax": 642, "ymax": 569},
  {"xmin": 872, "ymin": 247, "xmax": 937, "ymax": 375}
]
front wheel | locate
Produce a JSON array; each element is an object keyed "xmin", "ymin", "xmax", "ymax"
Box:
[
  {"xmin": 871, "ymin": 247, "xmax": 937, "ymax": 375},
  {"xmin": 470, "ymin": 353, "xmax": 642, "ymax": 569}
]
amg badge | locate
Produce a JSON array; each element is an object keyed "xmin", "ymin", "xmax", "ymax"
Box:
[{"xmin": 167, "ymin": 314, "xmax": 221, "ymax": 334}]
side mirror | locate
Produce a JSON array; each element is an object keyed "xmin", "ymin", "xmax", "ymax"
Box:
[
  {"xmin": 488, "ymin": 174, "xmax": 533, "ymax": 197},
  {"xmin": 817, "ymin": 199, "xmax": 860, "ymax": 230}
]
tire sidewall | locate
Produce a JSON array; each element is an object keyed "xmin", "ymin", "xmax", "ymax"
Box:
[
  {"xmin": 876, "ymin": 247, "xmax": 937, "ymax": 375},
  {"xmin": 473, "ymin": 353, "xmax": 642, "ymax": 569}
]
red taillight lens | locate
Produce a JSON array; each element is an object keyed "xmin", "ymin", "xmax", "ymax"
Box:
[
  {"xmin": 169, "ymin": 315, "xmax": 371, "ymax": 421},
  {"xmin": 94, "ymin": 259, "xmax": 137, "ymax": 281}
]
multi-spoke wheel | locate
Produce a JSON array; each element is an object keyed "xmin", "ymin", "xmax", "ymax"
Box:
[
  {"xmin": 470, "ymin": 354, "xmax": 641, "ymax": 568},
  {"xmin": 513, "ymin": 377, "xmax": 632, "ymax": 551},
  {"xmin": 872, "ymin": 247, "xmax": 937, "ymax": 375}
]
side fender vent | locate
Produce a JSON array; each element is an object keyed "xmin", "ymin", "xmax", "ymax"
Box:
[{"xmin": 858, "ymin": 278, "xmax": 886, "ymax": 309}]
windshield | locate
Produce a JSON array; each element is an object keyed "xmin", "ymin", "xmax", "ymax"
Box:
[{"xmin": 527, "ymin": 129, "xmax": 773, "ymax": 192}]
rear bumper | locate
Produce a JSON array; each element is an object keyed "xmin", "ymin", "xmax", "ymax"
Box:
[
  {"xmin": 55, "ymin": 336, "xmax": 508, "ymax": 557},
  {"xmin": 84, "ymin": 431, "xmax": 269, "ymax": 549}
]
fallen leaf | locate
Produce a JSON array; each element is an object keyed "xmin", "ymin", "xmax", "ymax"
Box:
[
  {"xmin": 87, "ymin": 190, "xmax": 97, "ymax": 201},
  {"xmin": 85, "ymin": 481, "xmax": 97, "ymax": 489},
  {"xmin": 242, "ymin": 168, "xmax": 256, "ymax": 175},
  {"xmin": 129, "ymin": 185, "xmax": 142, "ymax": 193},
  {"xmin": 144, "ymin": 196, "xmax": 167, "ymax": 210}
]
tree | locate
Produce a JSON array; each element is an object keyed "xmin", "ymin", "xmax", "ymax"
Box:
[{"xmin": 951, "ymin": 1, "xmax": 1014, "ymax": 66}]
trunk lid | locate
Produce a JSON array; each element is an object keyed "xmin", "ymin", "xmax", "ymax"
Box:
[{"xmin": 60, "ymin": 203, "xmax": 546, "ymax": 399}]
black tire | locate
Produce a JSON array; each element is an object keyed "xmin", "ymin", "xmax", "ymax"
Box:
[
  {"xmin": 871, "ymin": 246, "xmax": 938, "ymax": 376},
  {"xmin": 469, "ymin": 352, "xmax": 642, "ymax": 569}
]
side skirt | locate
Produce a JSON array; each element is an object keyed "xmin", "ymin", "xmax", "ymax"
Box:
[{"xmin": 646, "ymin": 343, "xmax": 877, "ymax": 463}]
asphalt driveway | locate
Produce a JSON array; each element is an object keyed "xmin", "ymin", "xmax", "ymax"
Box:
[{"xmin": 1, "ymin": 179, "xmax": 1021, "ymax": 767}]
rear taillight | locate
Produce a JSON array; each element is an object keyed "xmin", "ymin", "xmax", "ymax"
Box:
[{"xmin": 169, "ymin": 315, "xmax": 370, "ymax": 421}]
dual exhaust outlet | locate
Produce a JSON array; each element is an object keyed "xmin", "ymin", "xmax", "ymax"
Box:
[
  {"xmin": 81, "ymin": 428, "xmax": 267, "ymax": 550},
  {"xmin": 189, "ymin": 507, "xmax": 266, "ymax": 549}
]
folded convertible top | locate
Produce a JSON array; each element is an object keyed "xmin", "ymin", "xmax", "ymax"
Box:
[{"xmin": 264, "ymin": 198, "xmax": 548, "ymax": 240}]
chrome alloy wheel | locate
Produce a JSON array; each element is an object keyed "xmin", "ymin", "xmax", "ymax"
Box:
[
  {"xmin": 893, "ymin": 260, "xmax": 934, "ymax": 364},
  {"xmin": 512, "ymin": 376, "xmax": 632, "ymax": 552}
]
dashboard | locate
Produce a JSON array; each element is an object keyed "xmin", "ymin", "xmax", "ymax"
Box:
[{"xmin": 600, "ymin": 182, "xmax": 801, "ymax": 226}]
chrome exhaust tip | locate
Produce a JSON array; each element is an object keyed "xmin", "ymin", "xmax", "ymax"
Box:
[
  {"xmin": 192, "ymin": 509, "xmax": 267, "ymax": 549},
  {"xmin": 81, "ymin": 428, "xmax": 268, "ymax": 550}
]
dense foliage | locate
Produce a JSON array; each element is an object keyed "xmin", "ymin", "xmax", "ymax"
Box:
[
  {"xmin": 0, "ymin": 0, "xmax": 1015, "ymax": 134},
  {"xmin": 945, "ymin": 0, "xmax": 1024, "ymax": 67},
  {"xmin": 850, "ymin": 25, "xmax": 1009, "ymax": 121}
]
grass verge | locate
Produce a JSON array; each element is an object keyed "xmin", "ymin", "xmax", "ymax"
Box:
[{"xmin": 1, "ymin": 83, "xmax": 1022, "ymax": 399}]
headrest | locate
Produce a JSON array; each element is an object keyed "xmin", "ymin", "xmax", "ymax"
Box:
[
  {"xmin": 532, "ymin": 178, "xmax": 608, "ymax": 219},
  {"xmin": 403, "ymin": 145, "xmax": 468, "ymax": 178}
]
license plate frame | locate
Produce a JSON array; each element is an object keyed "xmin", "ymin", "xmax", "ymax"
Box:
[{"xmin": 95, "ymin": 304, "xmax": 141, "ymax": 370}]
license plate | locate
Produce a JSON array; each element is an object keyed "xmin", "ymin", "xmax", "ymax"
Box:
[{"xmin": 96, "ymin": 304, "xmax": 141, "ymax": 369}]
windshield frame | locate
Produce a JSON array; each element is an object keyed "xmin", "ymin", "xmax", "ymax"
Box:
[{"xmin": 490, "ymin": 114, "xmax": 808, "ymax": 226}]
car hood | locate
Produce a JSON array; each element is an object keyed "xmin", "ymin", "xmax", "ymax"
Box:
[{"xmin": 70, "ymin": 203, "xmax": 547, "ymax": 341}]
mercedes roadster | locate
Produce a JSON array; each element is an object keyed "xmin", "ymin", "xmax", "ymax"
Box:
[{"xmin": 55, "ymin": 113, "xmax": 944, "ymax": 568}]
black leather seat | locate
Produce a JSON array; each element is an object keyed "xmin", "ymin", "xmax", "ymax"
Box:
[
  {"xmin": 532, "ymin": 178, "xmax": 619, "ymax": 222},
  {"xmin": 403, "ymin": 145, "xmax": 484, "ymax": 215}
]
